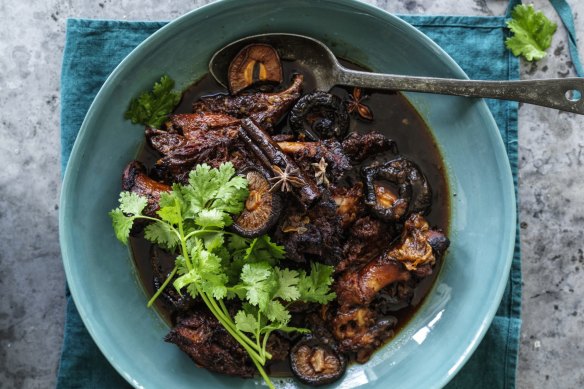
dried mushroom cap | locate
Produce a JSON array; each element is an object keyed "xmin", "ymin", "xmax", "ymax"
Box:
[
  {"xmin": 361, "ymin": 157, "xmax": 431, "ymax": 222},
  {"xmin": 228, "ymin": 44, "xmax": 283, "ymax": 95},
  {"xmin": 232, "ymin": 169, "xmax": 282, "ymax": 238},
  {"xmin": 374, "ymin": 184, "xmax": 408, "ymax": 219},
  {"xmin": 290, "ymin": 335, "xmax": 347, "ymax": 386}
]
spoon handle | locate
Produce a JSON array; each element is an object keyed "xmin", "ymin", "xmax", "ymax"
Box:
[{"xmin": 338, "ymin": 68, "xmax": 584, "ymax": 114}]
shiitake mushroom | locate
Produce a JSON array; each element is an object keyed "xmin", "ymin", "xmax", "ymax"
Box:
[
  {"xmin": 289, "ymin": 91, "xmax": 349, "ymax": 141},
  {"xmin": 361, "ymin": 157, "xmax": 432, "ymax": 222},
  {"xmin": 228, "ymin": 44, "xmax": 283, "ymax": 95},
  {"xmin": 231, "ymin": 168, "xmax": 282, "ymax": 238},
  {"xmin": 289, "ymin": 335, "xmax": 347, "ymax": 386}
]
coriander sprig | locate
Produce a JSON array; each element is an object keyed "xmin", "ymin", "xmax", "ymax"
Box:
[
  {"xmin": 109, "ymin": 162, "xmax": 336, "ymax": 389},
  {"xmin": 124, "ymin": 75, "xmax": 181, "ymax": 128},
  {"xmin": 505, "ymin": 4, "xmax": 557, "ymax": 61}
]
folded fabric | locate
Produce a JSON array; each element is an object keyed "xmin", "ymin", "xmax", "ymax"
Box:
[{"xmin": 58, "ymin": 15, "xmax": 521, "ymax": 389}]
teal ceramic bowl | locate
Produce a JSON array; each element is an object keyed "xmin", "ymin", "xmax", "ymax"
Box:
[{"xmin": 60, "ymin": 0, "xmax": 516, "ymax": 388}]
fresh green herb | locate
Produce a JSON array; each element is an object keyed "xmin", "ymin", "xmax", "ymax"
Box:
[
  {"xmin": 124, "ymin": 75, "xmax": 181, "ymax": 128},
  {"xmin": 109, "ymin": 162, "xmax": 336, "ymax": 389},
  {"xmin": 298, "ymin": 262, "xmax": 337, "ymax": 304},
  {"xmin": 505, "ymin": 4, "xmax": 557, "ymax": 61}
]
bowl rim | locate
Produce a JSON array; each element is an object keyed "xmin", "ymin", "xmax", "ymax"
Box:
[{"xmin": 59, "ymin": 0, "xmax": 517, "ymax": 388}]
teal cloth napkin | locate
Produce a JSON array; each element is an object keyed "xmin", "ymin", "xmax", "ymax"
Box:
[{"xmin": 58, "ymin": 15, "xmax": 521, "ymax": 389}]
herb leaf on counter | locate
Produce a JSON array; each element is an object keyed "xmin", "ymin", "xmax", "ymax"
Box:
[
  {"xmin": 124, "ymin": 75, "xmax": 181, "ymax": 128},
  {"xmin": 505, "ymin": 4, "xmax": 557, "ymax": 61}
]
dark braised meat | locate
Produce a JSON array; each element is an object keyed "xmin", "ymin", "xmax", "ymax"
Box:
[
  {"xmin": 146, "ymin": 129, "xmax": 188, "ymax": 155},
  {"xmin": 372, "ymin": 280, "xmax": 416, "ymax": 314},
  {"xmin": 145, "ymin": 113, "xmax": 241, "ymax": 159},
  {"xmin": 151, "ymin": 246, "xmax": 197, "ymax": 314},
  {"xmin": 165, "ymin": 309, "xmax": 256, "ymax": 378},
  {"xmin": 275, "ymin": 196, "xmax": 343, "ymax": 265},
  {"xmin": 330, "ymin": 184, "xmax": 365, "ymax": 229},
  {"xmin": 122, "ymin": 161, "xmax": 170, "ymax": 217},
  {"xmin": 164, "ymin": 112, "xmax": 241, "ymax": 140},
  {"xmin": 341, "ymin": 131, "xmax": 397, "ymax": 162},
  {"xmin": 336, "ymin": 215, "xmax": 397, "ymax": 273},
  {"xmin": 335, "ymin": 213, "xmax": 448, "ymax": 307},
  {"xmin": 192, "ymin": 73, "xmax": 303, "ymax": 131},
  {"xmin": 165, "ymin": 309, "xmax": 290, "ymax": 378},
  {"xmin": 330, "ymin": 305, "xmax": 397, "ymax": 363},
  {"xmin": 335, "ymin": 254, "xmax": 411, "ymax": 307},
  {"xmin": 389, "ymin": 212, "xmax": 449, "ymax": 272},
  {"xmin": 152, "ymin": 125, "xmax": 252, "ymax": 184},
  {"xmin": 265, "ymin": 333, "xmax": 291, "ymax": 362}
]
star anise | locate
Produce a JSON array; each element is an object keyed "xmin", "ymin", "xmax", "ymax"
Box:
[
  {"xmin": 269, "ymin": 164, "xmax": 305, "ymax": 192},
  {"xmin": 311, "ymin": 157, "xmax": 330, "ymax": 187},
  {"xmin": 346, "ymin": 87, "xmax": 373, "ymax": 120}
]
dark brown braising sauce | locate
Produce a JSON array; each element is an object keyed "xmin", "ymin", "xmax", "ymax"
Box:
[{"xmin": 130, "ymin": 59, "xmax": 450, "ymax": 374}]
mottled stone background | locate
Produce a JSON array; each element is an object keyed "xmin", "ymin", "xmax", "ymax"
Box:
[{"xmin": 0, "ymin": 0, "xmax": 582, "ymax": 388}]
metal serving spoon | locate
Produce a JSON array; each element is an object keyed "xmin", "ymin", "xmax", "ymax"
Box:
[{"xmin": 209, "ymin": 33, "xmax": 584, "ymax": 115}]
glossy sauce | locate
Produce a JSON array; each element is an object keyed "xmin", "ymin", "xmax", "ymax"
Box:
[{"xmin": 130, "ymin": 58, "xmax": 450, "ymax": 372}]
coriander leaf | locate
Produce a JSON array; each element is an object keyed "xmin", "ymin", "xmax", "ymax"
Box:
[
  {"xmin": 109, "ymin": 208, "xmax": 134, "ymax": 245},
  {"xmin": 228, "ymin": 234, "xmax": 249, "ymax": 251},
  {"xmin": 213, "ymin": 163, "xmax": 249, "ymax": 214},
  {"xmin": 186, "ymin": 283, "xmax": 199, "ymax": 299},
  {"xmin": 118, "ymin": 191, "xmax": 148, "ymax": 216},
  {"xmin": 190, "ymin": 239, "xmax": 228, "ymax": 299},
  {"xmin": 124, "ymin": 75, "xmax": 181, "ymax": 128},
  {"xmin": 199, "ymin": 231, "xmax": 225, "ymax": 253},
  {"xmin": 214, "ymin": 245, "xmax": 230, "ymax": 263},
  {"xmin": 195, "ymin": 209, "xmax": 227, "ymax": 228},
  {"xmin": 174, "ymin": 254, "xmax": 189, "ymax": 276},
  {"xmin": 298, "ymin": 262, "xmax": 336, "ymax": 304},
  {"xmin": 184, "ymin": 164, "xmax": 215, "ymax": 216},
  {"xmin": 244, "ymin": 235, "xmax": 285, "ymax": 265},
  {"xmin": 265, "ymin": 300, "xmax": 290, "ymax": 324},
  {"xmin": 201, "ymin": 273, "xmax": 228, "ymax": 300},
  {"xmin": 184, "ymin": 162, "xmax": 248, "ymax": 218},
  {"xmin": 240, "ymin": 262, "xmax": 272, "ymax": 284},
  {"xmin": 234, "ymin": 310, "xmax": 259, "ymax": 333},
  {"xmin": 227, "ymin": 235, "xmax": 285, "ymax": 284},
  {"xmin": 161, "ymin": 185, "xmax": 187, "ymax": 213},
  {"xmin": 240, "ymin": 262, "xmax": 276, "ymax": 310},
  {"xmin": 173, "ymin": 241, "xmax": 228, "ymax": 300},
  {"xmin": 195, "ymin": 247, "xmax": 223, "ymax": 275},
  {"xmin": 505, "ymin": 4, "xmax": 557, "ymax": 61},
  {"xmin": 272, "ymin": 267, "xmax": 300, "ymax": 302},
  {"xmin": 144, "ymin": 222, "xmax": 179, "ymax": 250},
  {"xmin": 173, "ymin": 268, "xmax": 199, "ymax": 296},
  {"xmin": 156, "ymin": 194, "xmax": 182, "ymax": 225}
]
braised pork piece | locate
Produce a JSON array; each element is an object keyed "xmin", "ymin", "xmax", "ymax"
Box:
[{"xmin": 123, "ymin": 46, "xmax": 450, "ymax": 385}]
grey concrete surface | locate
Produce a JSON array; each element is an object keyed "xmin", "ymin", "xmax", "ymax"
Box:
[{"xmin": 0, "ymin": 0, "xmax": 582, "ymax": 388}]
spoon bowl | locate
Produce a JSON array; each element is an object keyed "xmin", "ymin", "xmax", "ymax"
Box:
[{"xmin": 210, "ymin": 33, "xmax": 584, "ymax": 114}]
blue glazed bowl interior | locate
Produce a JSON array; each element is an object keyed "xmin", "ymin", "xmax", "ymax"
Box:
[{"xmin": 59, "ymin": 1, "xmax": 516, "ymax": 388}]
